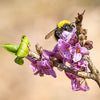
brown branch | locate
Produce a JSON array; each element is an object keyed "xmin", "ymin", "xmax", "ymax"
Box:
[
  {"xmin": 27, "ymin": 50, "xmax": 100, "ymax": 87},
  {"xmin": 83, "ymin": 55, "xmax": 100, "ymax": 87},
  {"xmin": 83, "ymin": 55, "xmax": 99, "ymax": 73},
  {"xmin": 53, "ymin": 61, "xmax": 100, "ymax": 87},
  {"xmin": 54, "ymin": 62, "xmax": 98, "ymax": 80},
  {"xmin": 28, "ymin": 50, "xmax": 40, "ymax": 59},
  {"xmin": 53, "ymin": 61, "xmax": 92, "ymax": 79},
  {"xmin": 75, "ymin": 10, "xmax": 85, "ymax": 36}
]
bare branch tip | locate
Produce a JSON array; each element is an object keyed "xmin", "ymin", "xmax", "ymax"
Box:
[{"xmin": 82, "ymin": 10, "xmax": 85, "ymax": 15}]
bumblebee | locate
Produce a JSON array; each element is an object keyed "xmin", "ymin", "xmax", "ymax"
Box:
[{"xmin": 45, "ymin": 20, "xmax": 75, "ymax": 40}]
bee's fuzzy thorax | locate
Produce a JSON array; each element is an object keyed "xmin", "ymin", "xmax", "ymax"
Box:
[{"xmin": 58, "ymin": 20, "xmax": 70, "ymax": 28}]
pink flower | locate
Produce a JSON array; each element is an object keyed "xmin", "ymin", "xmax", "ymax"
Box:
[
  {"xmin": 58, "ymin": 39, "xmax": 72, "ymax": 62},
  {"xmin": 72, "ymin": 43, "xmax": 89, "ymax": 62},
  {"xmin": 60, "ymin": 27, "xmax": 77, "ymax": 45},
  {"xmin": 65, "ymin": 59, "xmax": 89, "ymax": 91},
  {"xmin": 29, "ymin": 50, "xmax": 56, "ymax": 78}
]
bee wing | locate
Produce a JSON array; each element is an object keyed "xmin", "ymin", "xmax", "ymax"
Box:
[{"xmin": 45, "ymin": 29, "xmax": 56, "ymax": 39}]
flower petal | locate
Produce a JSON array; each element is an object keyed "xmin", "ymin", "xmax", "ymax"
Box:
[
  {"xmin": 80, "ymin": 47, "xmax": 89, "ymax": 55},
  {"xmin": 73, "ymin": 53, "xmax": 82, "ymax": 62},
  {"xmin": 80, "ymin": 80, "xmax": 90, "ymax": 91},
  {"xmin": 42, "ymin": 50, "xmax": 54, "ymax": 60},
  {"xmin": 60, "ymin": 31, "xmax": 73, "ymax": 42},
  {"xmin": 29, "ymin": 63, "xmax": 36, "ymax": 72},
  {"xmin": 71, "ymin": 77, "xmax": 89, "ymax": 91},
  {"xmin": 78, "ymin": 60, "xmax": 88, "ymax": 68},
  {"xmin": 49, "ymin": 69, "xmax": 56, "ymax": 78}
]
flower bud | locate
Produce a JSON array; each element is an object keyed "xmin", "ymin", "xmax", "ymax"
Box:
[{"xmin": 84, "ymin": 40, "xmax": 93, "ymax": 50}]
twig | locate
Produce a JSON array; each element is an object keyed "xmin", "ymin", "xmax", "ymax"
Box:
[
  {"xmin": 75, "ymin": 10, "xmax": 85, "ymax": 36},
  {"xmin": 83, "ymin": 55, "xmax": 100, "ymax": 87},
  {"xmin": 27, "ymin": 50, "xmax": 100, "ymax": 87},
  {"xmin": 28, "ymin": 50, "xmax": 40, "ymax": 59},
  {"xmin": 53, "ymin": 61, "xmax": 100, "ymax": 87}
]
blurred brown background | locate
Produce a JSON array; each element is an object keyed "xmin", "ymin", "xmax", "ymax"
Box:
[{"xmin": 0, "ymin": 0, "xmax": 100, "ymax": 100}]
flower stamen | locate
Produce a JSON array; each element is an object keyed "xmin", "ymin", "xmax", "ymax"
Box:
[{"xmin": 76, "ymin": 49, "xmax": 80, "ymax": 53}]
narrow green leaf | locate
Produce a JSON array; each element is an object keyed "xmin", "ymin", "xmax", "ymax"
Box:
[
  {"xmin": 14, "ymin": 57, "xmax": 24, "ymax": 65},
  {"xmin": 2, "ymin": 44, "xmax": 19, "ymax": 55}
]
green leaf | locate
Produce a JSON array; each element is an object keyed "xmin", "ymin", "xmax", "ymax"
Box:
[
  {"xmin": 21, "ymin": 35, "xmax": 31, "ymax": 46},
  {"xmin": 16, "ymin": 43, "xmax": 29, "ymax": 57},
  {"xmin": 16, "ymin": 35, "xmax": 30, "ymax": 57},
  {"xmin": 14, "ymin": 57, "xmax": 24, "ymax": 65},
  {"xmin": 2, "ymin": 44, "xmax": 19, "ymax": 55}
]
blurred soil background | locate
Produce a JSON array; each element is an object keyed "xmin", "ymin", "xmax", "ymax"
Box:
[{"xmin": 0, "ymin": 0, "xmax": 100, "ymax": 100}]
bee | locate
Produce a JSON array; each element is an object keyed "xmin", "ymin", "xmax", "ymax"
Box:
[{"xmin": 45, "ymin": 20, "xmax": 75, "ymax": 40}]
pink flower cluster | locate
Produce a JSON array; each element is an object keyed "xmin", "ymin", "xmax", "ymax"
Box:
[{"xmin": 27, "ymin": 27, "xmax": 91, "ymax": 91}]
